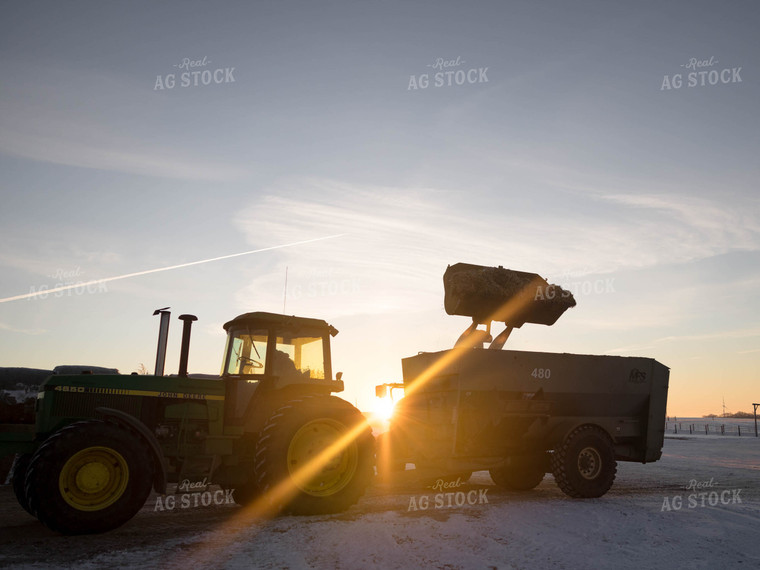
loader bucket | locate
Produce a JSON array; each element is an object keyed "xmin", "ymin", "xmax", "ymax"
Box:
[{"xmin": 443, "ymin": 263, "xmax": 576, "ymax": 327}]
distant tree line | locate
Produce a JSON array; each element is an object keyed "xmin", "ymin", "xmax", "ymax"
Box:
[{"xmin": 702, "ymin": 411, "xmax": 755, "ymax": 419}]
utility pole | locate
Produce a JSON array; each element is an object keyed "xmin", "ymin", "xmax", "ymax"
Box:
[{"xmin": 753, "ymin": 403, "xmax": 759, "ymax": 438}]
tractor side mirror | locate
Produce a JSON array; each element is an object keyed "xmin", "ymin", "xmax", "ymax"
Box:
[
  {"xmin": 336, "ymin": 371, "xmax": 343, "ymax": 381},
  {"xmin": 375, "ymin": 384, "xmax": 388, "ymax": 398}
]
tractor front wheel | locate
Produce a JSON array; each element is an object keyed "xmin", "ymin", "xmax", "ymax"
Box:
[
  {"xmin": 25, "ymin": 420, "xmax": 153, "ymax": 534},
  {"xmin": 255, "ymin": 396, "xmax": 374, "ymax": 515}
]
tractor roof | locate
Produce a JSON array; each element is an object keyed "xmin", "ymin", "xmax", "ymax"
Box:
[{"xmin": 223, "ymin": 311, "xmax": 338, "ymax": 336}]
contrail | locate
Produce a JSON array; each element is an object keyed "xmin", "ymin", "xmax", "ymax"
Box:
[{"xmin": 0, "ymin": 234, "xmax": 345, "ymax": 304}]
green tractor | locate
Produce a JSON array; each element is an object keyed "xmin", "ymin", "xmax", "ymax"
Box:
[{"xmin": 1, "ymin": 310, "xmax": 374, "ymax": 535}]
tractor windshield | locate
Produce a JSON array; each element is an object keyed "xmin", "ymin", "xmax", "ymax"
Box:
[
  {"xmin": 225, "ymin": 330, "xmax": 268, "ymax": 376},
  {"xmin": 274, "ymin": 333, "xmax": 325, "ymax": 380},
  {"xmin": 224, "ymin": 328, "xmax": 327, "ymax": 380}
]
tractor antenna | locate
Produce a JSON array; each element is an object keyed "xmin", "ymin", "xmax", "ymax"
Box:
[{"xmin": 283, "ymin": 266, "xmax": 289, "ymax": 313}]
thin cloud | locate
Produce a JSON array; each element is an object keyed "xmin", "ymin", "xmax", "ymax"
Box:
[
  {"xmin": 0, "ymin": 235, "xmax": 344, "ymax": 304},
  {"xmin": 607, "ymin": 327, "xmax": 760, "ymax": 354},
  {"xmin": 654, "ymin": 327, "xmax": 760, "ymax": 344},
  {"xmin": 0, "ymin": 61, "xmax": 247, "ymax": 181},
  {"xmin": 601, "ymin": 193, "xmax": 760, "ymax": 252},
  {"xmin": 0, "ymin": 130, "xmax": 247, "ymax": 182},
  {"xmin": 0, "ymin": 322, "xmax": 46, "ymax": 335},
  {"xmin": 239, "ymin": 177, "xmax": 760, "ymax": 269},
  {"xmin": 231, "ymin": 178, "xmax": 760, "ymax": 323}
]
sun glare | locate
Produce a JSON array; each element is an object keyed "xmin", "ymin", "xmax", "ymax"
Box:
[{"xmin": 373, "ymin": 395, "xmax": 397, "ymax": 421}]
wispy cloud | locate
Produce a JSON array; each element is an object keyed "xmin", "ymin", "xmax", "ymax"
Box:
[
  {"xmin": 0, "ymin": 131, "xmax": 248, "ymax": 181},
  {"xmin": 0, "ymin": 61, "xmax": 247, "ymax": 181},
  {"xmin": 227, "ymin": 177, "xmax": 760, "ymax": 329},
  {"xmin": 0, "ymin": 235, "xmax": 343, "ymax": 304},
  {"xmin": 606, "ymin": 327, "xmax": 760, "ymax": 355},
  {"xmin": 653, "ymin": 327, "xmax": 760, "ymax": 344},
  {"xmin": 601, "ymin": 193, "xmax": 760, "ymax": 253},
  {"xmin": 0, "ymin": 322, "xmax": 46, "ymax": 335},
  {"xmin": 0, "ymin": 245, "xmax": 123, "ymax": 277}
]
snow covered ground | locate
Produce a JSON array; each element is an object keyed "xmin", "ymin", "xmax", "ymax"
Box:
[{"xmin": 0, "ymin": 434, "xmax": 758, "ymax": 570}]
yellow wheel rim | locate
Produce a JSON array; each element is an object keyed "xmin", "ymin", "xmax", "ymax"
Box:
[
  {"xmin": 59, "ymin": 446, "xmax": 129, "ymax": 511},
  {"xmin": 286, "ymin": 418, "xmax": 358, "ymax": 497}
]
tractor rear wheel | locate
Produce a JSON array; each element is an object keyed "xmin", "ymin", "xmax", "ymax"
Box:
[
  {"xmin": 255, "ymin": 395, "xmax": 374, "ymax": 515},
  {"xmin": 11, "ymin": 454, "xmax": 33, "ymax": 515},
  {"xmin": 551, "ymin": 425, "xmax": 617, "ymax": 498},
  {"xmin": 25, "ymin": 420, "xmax": 153, "ymax": 534}
]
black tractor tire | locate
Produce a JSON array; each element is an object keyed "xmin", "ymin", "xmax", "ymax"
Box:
[
  {"xmin": 25, "ymin": 420, "xmax": 153, "ymax": 534},
  {"xmin": 255, "ymin": 395, "xmax": 374, "ymax": 516},
  {"xmin": 11, "ymin": 454, "xmax": 33, "ymax": 515},
  {"xmin": 490, "ymin": 461, "xmax": 544, "ymax": 491},
  {"xmin": 551, "ymin": 425, "xmax": 617, "ymax": 498}
]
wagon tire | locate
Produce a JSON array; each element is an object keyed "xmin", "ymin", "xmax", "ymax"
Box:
[{"xmin": 551, "ymin": 425, "xmax": 616, "ymax": 498}]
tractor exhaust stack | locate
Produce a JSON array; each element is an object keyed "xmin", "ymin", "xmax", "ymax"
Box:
[
  {"xmin": 153, "ymin": 307, "xmax": 171, "ymax": 376},
  {"xmin": 178, "ymin": 314, "xmax": 198, "ymax": 377}
]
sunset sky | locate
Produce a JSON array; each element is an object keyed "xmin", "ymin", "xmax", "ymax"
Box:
[{"xmin": 1, "ymin": 0, "xmax": 758, "ymax": 416}]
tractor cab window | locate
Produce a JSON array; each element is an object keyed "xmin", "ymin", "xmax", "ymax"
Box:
[
  {"xmin": 274, "ymin": 333, "xmax": 325, "ymax": 380},
  {"xmin": 225, "ymin": 330, "xmax": 268, "ymax": 376},
  {"xmin": 224, "ymin": 328, "xmax": 327, "ymax": 381}
]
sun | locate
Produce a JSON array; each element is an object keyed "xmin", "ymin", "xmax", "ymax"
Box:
[{"xmin": 372, "ymin": 396, "xmax": 397, "ymax": 422}]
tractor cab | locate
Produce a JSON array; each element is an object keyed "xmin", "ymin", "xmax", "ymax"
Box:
[{"xmin": 221, "ymin": 312, "xmax": 344, "ymax": 424}]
